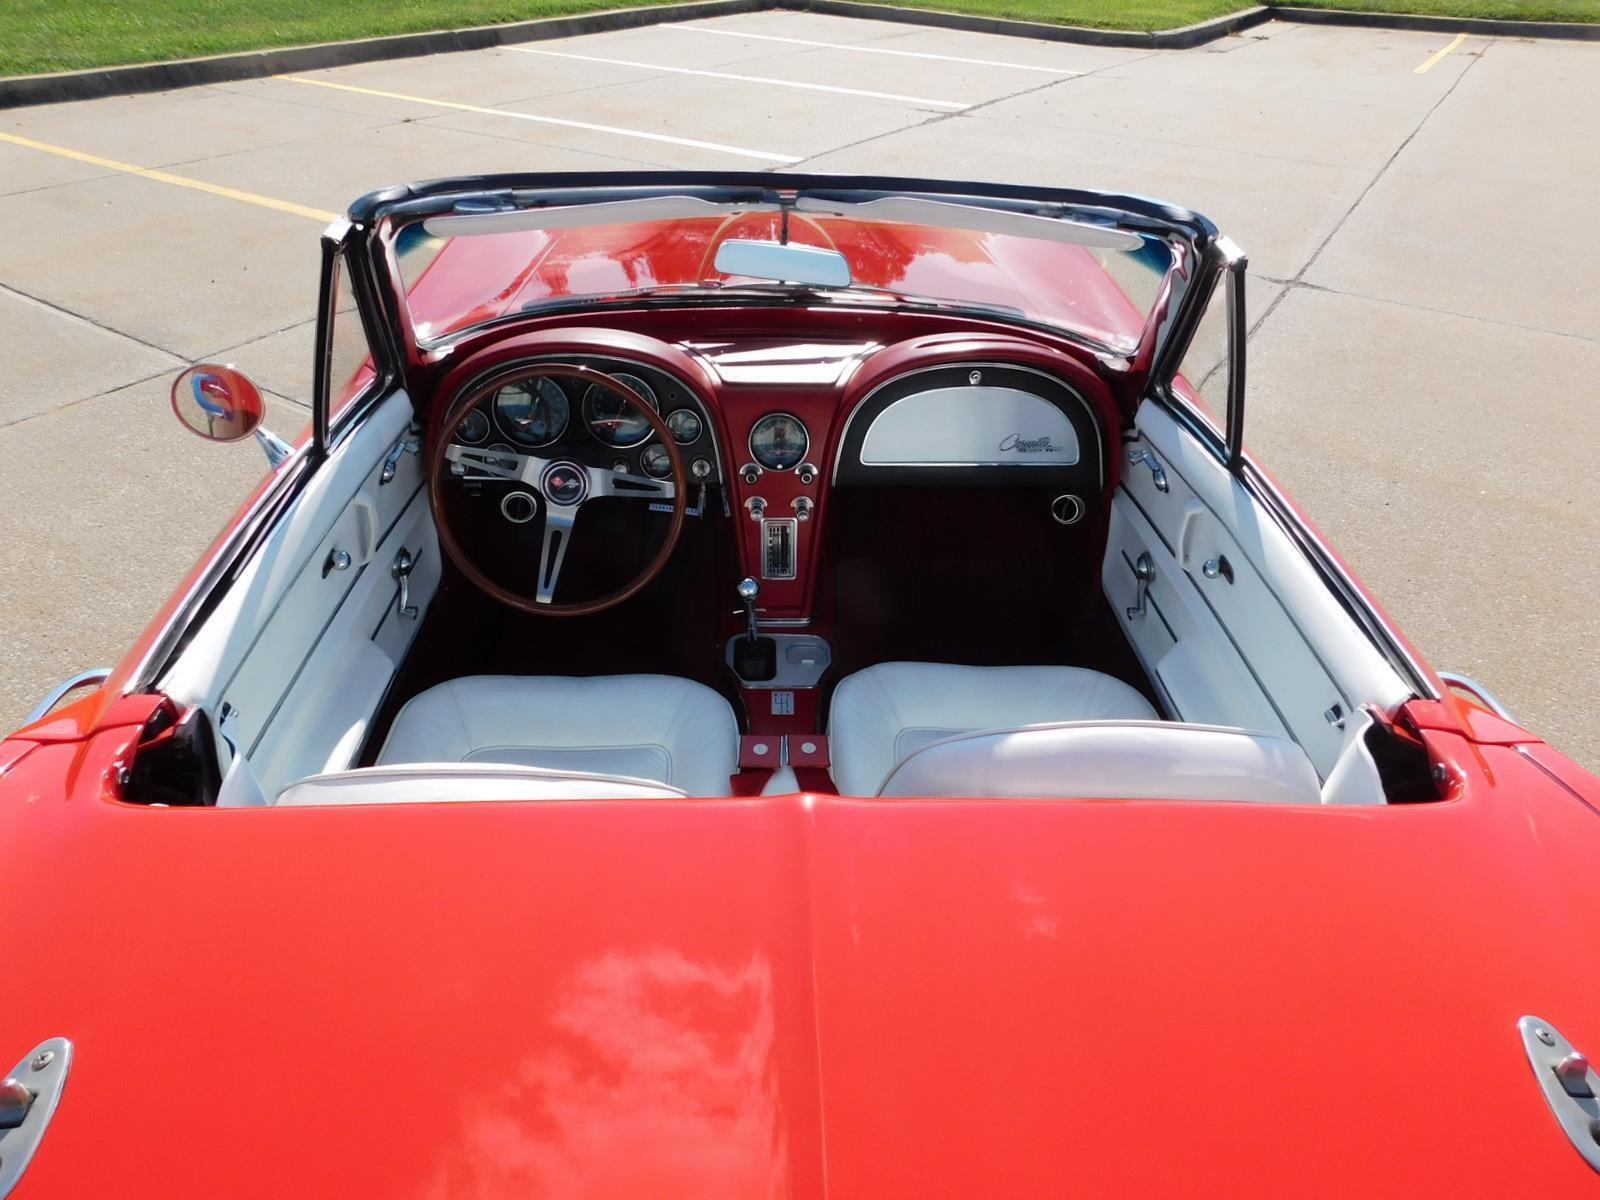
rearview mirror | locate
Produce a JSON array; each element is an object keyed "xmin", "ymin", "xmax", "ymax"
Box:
[
  {"xmin": 171, "ymin": 364, "xmax": 265, "ymax": 443},
  {"xmin": 713, "ymin": 239, "xmax": 851, "ymax": 288}
]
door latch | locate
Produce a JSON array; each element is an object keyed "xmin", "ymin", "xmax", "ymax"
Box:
[
  {"xmin": 1127, "ymin": 447, "xmax": 1169, "ymax": 493},
  {"xmin": 392, "ymin": 548, "xmax": 418, "ymax": 619},
  {"xmin": 379, "ymin": 434, "xmax": 421, "ymax": 485},
  {"xmin": 1519, "ymin": 1016, "xmax": 1600, "ymax": 1172},
  {"xmin": 0, "ymin": 1038, "xmax": 73, "ymax": 1199},
  {"xmin": 1126, "ymin": 552, "xmax": 1155, "ymax": 620}
]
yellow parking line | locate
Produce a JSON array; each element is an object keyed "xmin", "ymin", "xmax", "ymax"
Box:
[
  {"xmin": 0, "ymin": 130, "xmax": 337, "ymax": 222},
  {"xmin": 1414, "ymin": 32, "xmax": 1467, "ymax": 74}
]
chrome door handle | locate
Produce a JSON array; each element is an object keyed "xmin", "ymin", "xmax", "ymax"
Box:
[
  {"xmin": 379, "ymin": 434, "xmax": 420, "ymax": 485},
  {"xmin": 1127, "ymin": 447, "xmax": 1169, "ymax": 493},
  {"xmin": 1125, "ymin": 552, "xmax": 1155, "ymax": 620},
  {"xmin": 392, "ymin": 548, "xmax": 418, "ymax": 619}
]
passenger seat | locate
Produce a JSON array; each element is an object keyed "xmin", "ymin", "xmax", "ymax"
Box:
[{"xmin": 827, "ymin": 662, "xmax": 1158, "ymax": 795}]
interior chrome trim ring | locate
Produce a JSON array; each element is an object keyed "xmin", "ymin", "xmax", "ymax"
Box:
[
  {"xmin": 581, "ymin": 372, "xmax": 658, "ymax": 448},
  {"xmin": 1050, "ymin": 494, "xmax": 1085, "ymax": 526},
  {"xmin": 748, "ymin": 412, "xmax": 810, "ymax": 472},
  {"xmin": 500, "ymin": 490, "xmax": 539, "ymax": 524},
  {"xmin": 491, "ymin": 376, "xmax": 570, "ymax": 449}
]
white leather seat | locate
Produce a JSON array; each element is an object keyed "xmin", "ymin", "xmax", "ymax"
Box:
[
  {"xmin": 277, "ymin": 763, "xmax": 686, "ymax": 806},
  {"xmin": 877, "ymin": 721, "xmax": 1323, "ymax": 803},
  {"xmin": 828, "ymin": 662, "xmax": 1158, "ymax": 795},
  {"xmin": 376, "ymin": 674, "xmax": 739, "ymax": 797}
]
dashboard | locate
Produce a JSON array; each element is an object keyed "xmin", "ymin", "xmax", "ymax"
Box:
[{"xmin": 435, "ymin": 326, "xmax": 1116, "ymax": 623}]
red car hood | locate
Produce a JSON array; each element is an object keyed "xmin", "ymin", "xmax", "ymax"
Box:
[{"xmin": 4, "ymin": 745, "xmax": 1599, "ymax": 1197}]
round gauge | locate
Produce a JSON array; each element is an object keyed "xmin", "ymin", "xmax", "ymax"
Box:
[
  {"xmin": 494, "ymin": 377, "xmax": 570, "ymax": 447},
  {"xmin": 666, "ymin": 408, "xmax": 702, "ymax": 445},
  {"xmin": 583, "ymin": 373, "xmax": 657, "ymax": 447},
  {"xmin": 456, "ymin": 408, "xmax": 490, "ymax": 444},
  {"xmin": 640, "ymin": 444, "xmax": 674, "ymax": 479},
  {"xmin": 749, "ymin": 412, "xmax": 809, "ymax": 471}
]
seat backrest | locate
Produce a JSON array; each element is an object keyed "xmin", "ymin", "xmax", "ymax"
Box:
[
  {"xmin": 275, "ymin": 763, "xmax": 686, "ymax": 806},
  {"xmin": 876, "ymin": 721, "xmax": 1325, "ymax": 804}
]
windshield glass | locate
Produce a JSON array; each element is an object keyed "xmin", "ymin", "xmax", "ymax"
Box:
[{"xmin": 391, "ymin": 198, "xmax": 1175, "ymax": 353}]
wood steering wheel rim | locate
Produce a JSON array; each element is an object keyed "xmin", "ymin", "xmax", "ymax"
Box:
[{"xmin": 428, "ymin": 362, "xmax": 687, "ymax": 617}]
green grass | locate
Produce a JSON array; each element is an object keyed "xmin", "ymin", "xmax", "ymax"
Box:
[{"xmin": 3, "ymin": 0, "xmax": 1597, "ymax": 76}]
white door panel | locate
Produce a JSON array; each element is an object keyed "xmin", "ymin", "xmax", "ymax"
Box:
[
  {"xmin": 1106, "ymin": 497, "xmax": 1285, "ymax": 738},
  {"xmin": 1110, "ymin": 400, "xmax": 1412, "ymax": 778},
  {"xmin": 161, "ymin": 391, "xmax": 437, "ymax": 796}
]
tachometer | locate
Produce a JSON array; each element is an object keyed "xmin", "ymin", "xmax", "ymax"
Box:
[
  {"xmin": 749, "ymin": 412, "xmax": 808, "ymax": 471},
  {"xmin": 494, "ymin": 377, "xmax": 570, "ymax": 447},
  {"xmin": 583, "ymin": 373, "xmax": 657, "ymax": 447}
]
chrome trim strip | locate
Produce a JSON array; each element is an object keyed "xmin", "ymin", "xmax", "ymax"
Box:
[
  {"xmin": 1438, "ymin": 671, "xmax": 1515, "ymax": 722},
  {"xmin": 128, "ymin": 446, "xmax": 315, "ymax": 693},
  {"xmin": 26, "ymin": 670, "xmax": 112, "ymax": 724},
  {"xmin": 1236, "ymin": 458, "xmax": 1438, "ymax": 701}
]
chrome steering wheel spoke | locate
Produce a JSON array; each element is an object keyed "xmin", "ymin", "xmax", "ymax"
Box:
[
  {"xmin": 587, "ymin": 464, "xmax": 676, "ymax": 502},
  {"xmin": 535, "ymin": 503, "xmax": 578, "ymax": 605},
  {"xmin": 445, "ymin": 442, "xmax": 546, "ymax": 486}
]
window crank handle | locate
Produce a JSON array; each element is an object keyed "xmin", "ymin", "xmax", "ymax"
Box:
[
  {"xmin": 1126, "ymin": 552, "xmax": 1155, "ymax": 620},
  {"xmin": 392, "ymin": 548, "xmax": 418, "ymax": 619}
]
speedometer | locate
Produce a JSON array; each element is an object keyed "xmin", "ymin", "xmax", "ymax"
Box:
[
  {"xmin": 583, "ymin": 373, "xmax": 657, "ymax": 447},
  {"xmin": 749, "ymin": 412, "xmax": 808, "ymax": 471},
  {"xmin": 494, "ymin": 377, "xmax": 569, "ymax": 447}
]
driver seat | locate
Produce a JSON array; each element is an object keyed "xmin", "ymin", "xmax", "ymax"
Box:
[{"xmin": 375, "ymin": 674, "xmax": 740, "ymax": 797}]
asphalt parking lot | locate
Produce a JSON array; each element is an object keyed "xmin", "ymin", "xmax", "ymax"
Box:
[{"xmin": 0, "ymin": 11, "xmax": 1595, "ymax": 766}]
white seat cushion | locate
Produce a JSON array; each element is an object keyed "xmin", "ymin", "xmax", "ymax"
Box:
[
  {"xmin": 377, "ymin": 674, "xmax": 739, "ymax": 797},
  {"xmin": 828, "ymin": 662, "xmax": 1158, "ymax": 795},
  {"xmin": 877, "ymin": 721, "xmax": 1323, "ymax": 804},
  {"xmin": 277, "ymin": 763, "xmax": 686, "ymax": 806}
]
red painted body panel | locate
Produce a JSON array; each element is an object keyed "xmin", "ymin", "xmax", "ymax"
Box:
[{"xmin": 3, "ymin": 727, "xmax": 1600, "ymax": 1196}]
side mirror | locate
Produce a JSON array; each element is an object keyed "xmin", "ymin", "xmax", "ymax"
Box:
[
  {"xmin": 171, "ymin": 364, "xmax": 264, "ymax": 442},
  {"xmin": 170, "ymin": 364, "xmax": 292, "ymax": 466}
]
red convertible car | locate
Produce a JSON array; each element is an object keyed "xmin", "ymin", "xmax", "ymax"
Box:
[{"xmin": 3, "ymin": 174, "xmax": 1598, "ymax": 1197}]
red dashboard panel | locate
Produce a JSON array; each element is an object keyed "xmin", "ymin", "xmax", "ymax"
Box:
[{"xmin": 420, "ymin": 308, "xmax": 1125, "ymax": 624}]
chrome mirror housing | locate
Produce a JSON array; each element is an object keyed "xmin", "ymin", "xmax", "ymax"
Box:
[{"xmin": 170, "ymin": 363, "xmax": 292, "ymax": 467}]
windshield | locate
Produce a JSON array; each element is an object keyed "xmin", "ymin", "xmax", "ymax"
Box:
[{"xmin": 390, "ymin": 196, "xmax": 1175, "ymax": 353}]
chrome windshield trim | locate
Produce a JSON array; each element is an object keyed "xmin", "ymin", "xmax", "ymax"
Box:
[
  {"xmin": 1438, "ymin": 671, "xmax": 1515, "ymax": 721},
  {"xmin": 26, "ymin": 670, "xmax": 112, "ymax": 724}
]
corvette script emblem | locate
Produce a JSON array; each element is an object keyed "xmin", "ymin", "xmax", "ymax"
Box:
[{"xmin": 998, "ymin": 433, "xmax": 1059, "ymax": 454}]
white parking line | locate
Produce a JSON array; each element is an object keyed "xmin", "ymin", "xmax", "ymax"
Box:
[
  {"xmin": 277, "ymin": 75, "xmax": 801, "ymax": 163},
  {"xmin": 506, "ymin": 47, "xmax": 969, "ymax": 110},
  {"xmin": 666, "ymin": 25, "xmax": 1080, "ymax": 75}
]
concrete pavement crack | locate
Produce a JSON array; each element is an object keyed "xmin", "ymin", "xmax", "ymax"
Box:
[
  {"xmin": 1248, "ymin": 39, "xmax": 1487, "ymax": 341},
  {"xmin": 777, "ymin": 49, "xmax": 1157, "ymax": 170},
  {"xmin": 0, "ymin": 280, "xmax": 187, "ymax": 362}
]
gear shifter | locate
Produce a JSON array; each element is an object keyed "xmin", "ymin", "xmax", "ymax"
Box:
[{"xmin": 733, "ymin": 576, "xmax": 777, "ymax": 682}]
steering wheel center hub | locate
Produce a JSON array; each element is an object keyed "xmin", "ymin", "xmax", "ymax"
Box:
[{"xmin": 541, "ymin": 460, "xmax": 589, "ymax": 507}]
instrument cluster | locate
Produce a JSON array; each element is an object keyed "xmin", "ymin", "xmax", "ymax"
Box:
[{"xmin": 450, "ymin": 358, "xmax": 720, "ymax": 486}]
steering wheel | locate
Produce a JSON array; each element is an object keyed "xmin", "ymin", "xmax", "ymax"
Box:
[{"xmin": 428, "ymin": 363, "xmax": 686, "ymax": 616}]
